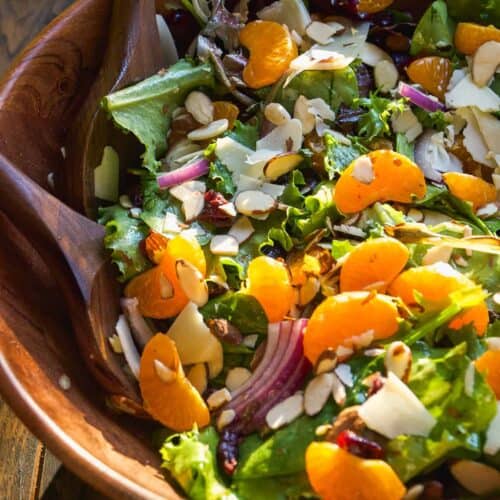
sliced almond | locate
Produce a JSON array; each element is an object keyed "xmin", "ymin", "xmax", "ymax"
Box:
[
  {"xmin": 187, "ymin": 363, "xmax": 208, "ymax": 395},
  {"xmin": 374, "ymin": 59, "xmax": 399, "ymax": 92},
  {"xmin": 315, "ymin": 348, "xmax": 338, "ymax": 375},
  {"xmin": 264, "ymin": 102, "xmax": 291, "ymax": 126},
  {"xmin": 422, "ymin": 245, "xmax": 453, "ymax": 265},
  {"xmin": 331, "ymin": 372, "xmax": 346, "ymax": 406},
  {"xmin": 263, "ymin": 152, "xmax": 303, "ymax": 181},
  {"xmin": 154, "ymin": 359, "xmax": 178, "ymax": 383},
  {"xmin": 176, "ymin": 259, "xmax": 208, "ymax": 307},
  {"xmin": 243, "ymin": 334, "xmax": 259, "ymax": 348},
  {"xmin": 159, "ymin": 272, "xmax": 174, "ymax": 299},
  {"xmin": 187, "ymin": 119, "xmax": 229, "ymax": 141},
  {"xmin": 472, "ymin": 41, "xmax": 500, "ymax": 87},
  {"xmin": 293, "ymin": 95, "xmax": 315, "ymax": 134},
  {"xmin": 225, "ymin": 367, "xmax": 252, "ymax": 392},
  {"xmin": 384, "ymin": 341, "xmax": 412, "ymax": 382},
  {"xmin": 210, "ymin": 234, "xmax": 239, "ymax": 256},
  {"xmin": 477, "ymin": 202, "xmax": 498, "ymax": 218},
  {"xmin": 229, "ymin": 216, "xmax": 255, "ymax": 244},
  {"xmin": 217, "ymin": 409, "xmax": 236, "ymax": 430},
  {"xmin": 335, "ymin": 363, "xmax": 353, "ymax": 387},
  {"xmin": 182, "ymin": 191, "xmax": 205, "ymax": 222},
  {"xmin": 297, "ymin": 276, "xmax": 320, "ymax": 306},
  {"xmin": 207, "ymin": 387, "xmax": 232, "ymax": 410},
  {"xmin": 266, "ymin": 392, "xmax": 304, "ymax": 430},
  {"xmin": 235, "ymin": 190, "xmax": 277, "ymax": 217},
  {"xmin": 304, "ymin": 373, "xmax": 335, "ymax": 416},
  {"xmin": 306, "ymin": 21, "xmax": 337, "ymax": 45},
  {"xmin": 219, "ymin": 202, "xmax": 237, "ymax": 217},
  {"xmin": 185, "ymin": 91, "xmax": 214, "ymax": 124},
  {"xmin": 351, "ymin": 155, "xmax": 374, "ymax": 184},
  {"xmin": 450, "ymin": 461, "xmax": 500, "ymax": 495},
  {"xmin": 359, "ymin": 42, "xmax": 391, "ymax": 67},
  {"xmin": 256, "ymin": 118, "xmax": 303, "ymax": 152}
]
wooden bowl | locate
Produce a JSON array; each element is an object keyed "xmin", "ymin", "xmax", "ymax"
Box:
[{"xmin": 0, "ymin": 1, "xmax": 180, "ymax": 498}]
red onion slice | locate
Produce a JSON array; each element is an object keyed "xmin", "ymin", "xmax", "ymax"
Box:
[
  {"xmin": 157, "ymin": 158, "xmax": 209, "ymax": 189},
  {"xmin": 398, "ymin": 82, "xmax": 445, "ymax": 112}
]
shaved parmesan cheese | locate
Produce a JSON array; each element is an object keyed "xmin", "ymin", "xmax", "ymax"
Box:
[
  {"xmin": 470, "ymin": 107, "xmax": 500, "ymax": 157},
  {"xmin": 359, "ymin": 372, "xmax": 436, "ymax": 439},
  {"xmin": 306, "ymin": 21, "xmax": 337, "ymax": 45},
  {"xmin": 319, "ymin": 22, "xmax": 370, "ymax": 59},
  {"xmin": 215, "ymin": 137, "xmax": 254, "ymax": 177},
  {"xmin": 167, "ymin": 302, "xmax": 222, "ymax": 365},
  {"xmin": 445, "ymin": 74, "xmax": 500, "ymax": 112},
  {"xmin": 257, "ymin": 0, "xmax": 311, "ymax": 36},
  {"xmin": 485, "ymin": 402, "xmax": 500, "ymax": 455}
]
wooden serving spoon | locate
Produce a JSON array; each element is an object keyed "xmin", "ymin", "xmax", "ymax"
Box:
[{"xmin": 0, "ymin": 0, "xmax": 164, "ymax": 413}]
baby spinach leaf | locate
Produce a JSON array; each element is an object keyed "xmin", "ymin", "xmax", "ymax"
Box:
[
  {"xmin": 410, "ymin": 0, "xmax": 456, "ymax": 57},
  {"xmin": 200, "ymin": 292, "xmax": 268, "ymax": 335},
  {"xmin": 226, "ymin": 121, "xmax": 259, "ymax": 149},
  {"xmin": 207, "ymin": 160, "xmax": 236, "ymax": 197},
  {"xmin": 447, "ymin": 0, "xmax": 500, "ymax": 26},
  {"xmin": 235, "ymin": 403, "xmax": 336, "ymax": 479},
  {"xmin": 98, "ymin": 204, "xmax": 150, "ymax": 282},
  {"xmin": 232, "ymin": 473, "xmax": 314, "ymax": 500},
  {"xmin": 102, "ymin": 60, "xmax": 214, "ymax": 171}
]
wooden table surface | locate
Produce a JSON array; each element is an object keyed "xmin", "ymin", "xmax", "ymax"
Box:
[{"xmin": 0, "ymin": 1, "xmax": 106, "ymax": 498}]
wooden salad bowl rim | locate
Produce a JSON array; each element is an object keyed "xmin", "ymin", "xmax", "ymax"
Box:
[{"xmin": 0, "ymin": 1, "xmax": 180, "ymax": 498}]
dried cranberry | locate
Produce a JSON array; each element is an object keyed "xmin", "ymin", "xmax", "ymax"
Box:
[
  {"xmin": 198, "ymin": 190, "xmax": 235, "ymax": 227},
  {"xmin": 422, "ymin": 480, "xmax": 444, "ymax": 500},
  {"xmin": 162, "ymin": 10, "xmax": 199, "ymax": 55},
  {"xmin": 217, "ymin": 429, "xmax": 240, "ymax": 475},
  {"xmin": 336, "ymin": 430, "xmax": 385, "ymax": 459}
]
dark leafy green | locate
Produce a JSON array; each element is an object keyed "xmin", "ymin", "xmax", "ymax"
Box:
[
  {"xmin": 279, "ymin": 67, "xmax": 358, "ymax": 113},
  {"xmin": 226, "ymin": 121, "xmax": 259, "ymax": 149},
  {"xmin": 232, "ymin": 474, "xmax": 314, "ymax": 500},
  {"xmin": 102, "ymin": 60, "xmax": 214, "ymax": 171},
  {"xmin": 98, "ymin": 205, "xmax": 150, "ymax": 282},
  {"xmin": 395, "ymin": 133, "xmax": 415, "ymax": 161},
  {"xmin": 411, "ymin": 0, "xmax": 456, "ymax": 57},
  {"xmin": 200, "ymin": 292, "xmax": 268, "ymax": 335},
  {"xmin": 447, "ymin": 0, "xmax": 500, "ymax": 26},
  {"xmin": 413, "ymin": 108, "xmax": 449, "ymax": 131},
  {"xmin": 207, "ymin": 160, "xmax": 236, "ymax": 197}
]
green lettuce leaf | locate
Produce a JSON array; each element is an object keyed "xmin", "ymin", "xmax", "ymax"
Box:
[
  {"xmin": 324, "ymin": 133, "xmax": 365, "ymax": 178},
  {"xmin": 160, "ymin": 427, "xmax": 236, "ymax": 500},
  {"xmin": 410, "ymin": 0, "xmax": 455, "ymax": 57},
  {"xmin": 395, "ymin": 133, "xmax": 415, "ymax": 161},
  {"xmin": 226, "ymin": 121, "xmax": 259, "ymax": 149},
  {"xmin": 98, "ymin": 204, "xmax": 150, "ymax": 282},
  {"xmin": 413, "ymin": 108, "xmax": 449, "ymax": 131},
  {"xmin": 102, "ymin": 60, "xmax": 214, "ymax": 171},
  {"xmin": 232, "ymin": 474, "xmax": 314, "ymax": 500},
  {"xmin": 200, "ymin": 291, "xmax": 268, "ymax": 335},
  {"xmin": 207, "ymin": 160, "xmax": 236, "ymax": 197},
  {"xmin": 278, "ymin": 67, "xmax": 358, "ymax": 113},
  {"xmin": 447, "ymin": 0, "xmax": 500, "ymax": 26},
  {"xmin": 387, "ymin": 342, "xmax": 497, "ymax": 481}
]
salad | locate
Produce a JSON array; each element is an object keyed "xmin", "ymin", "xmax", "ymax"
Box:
[{"xmin": 96, "ymin": 0, "xmax": 500, "ymax": 498}]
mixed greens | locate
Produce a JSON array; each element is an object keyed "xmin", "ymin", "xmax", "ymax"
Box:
[{"xmin": 98, "ymin": 0, "xmax": 500, "ymax": 498}]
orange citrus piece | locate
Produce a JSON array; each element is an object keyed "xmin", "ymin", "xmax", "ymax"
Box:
[
  {"xmin": 125, "ymin": 234, "xmax": 206, "ymax": 319},
  {"xmin": 246, "ymin": 255, "xmax": 295, "ymax": 323},
  {"xmin": 443, "ymin": 172, "xmax": 496, "ymax": 211},
  {"xmin": 388, "ymin": 263, "xmax": 488, "ymax": 335},
  {"xmin": 240, "ymin": 21, "xmax": 298, "ymax": 89},
  {"xmin": 357, "ymin": 0, "xmax": 395, "ymax": 14},
  {"xmin": 340, "ymin": 238, "xmax": 409, "ymax": 293},
  {"xmin": 304, "ymin": 292, "xmax": 400, "ymax": 364},
  {"xmin": 475, "ymin": 350, "xmax": 500, "ymax": 399},
  {"xmin": 334, "ymin": 150, "xmax": 426, "ymax": 214},
  {"xmin": 306, "ymin": 442, "xmax": 406, "ymax": 500},
  {"xmin": 139, "ymin": 334, "xmax": 210, "ymax": 431},
  {"xmin": 213, "ymin": 101, "xmax": 239, "ymax": 129},
  {"xmin": 455, "ymin": 23, "xmax": 500, "ymax": 55},
  {"xmin": 406, "ymin": 57, "xmax": 452, "ymax": 101}
]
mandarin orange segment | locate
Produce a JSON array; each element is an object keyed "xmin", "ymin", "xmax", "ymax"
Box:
[
  {"xmin": 246, "ymin": 255, "xmax": 295, "ymax": 322},
  {"xmin": 475, "ymin": 350, "xmax": 500, "ymax": 399},
  {"xmin": 239, "ymin": 21, "xmax": 298, "ymax": 89},
  {"xmin": 139, "ymin": 334, "xmax": 210, "ymax": 431},
  {"xmin": 388, "ymin": 263, "xmax": 488, "ymax": 335},
  {"xmin": 443, "ymin": 172, "xmax": 496, "ymax": 211},
  {"xmin": 306, "ymin": 442, "xmax": 406, "ymax": 500},
  {"xmin": 213, "ymin": 101, "xmax": 239, "ymax": 129},
  {"xmin": 357, "ymin": 0, "xmax": 395, "ymax": 14},
  {"xmin": 340, "ymin": 238, "xmax": 409, "ymax": 293},
  {"xmin": 304, "ymin": 292, "xmax": 400, "ymax": 364},
  {"xmin": 406, "ymin": 57, "xmax": 452, "ymax": 101},
  {"xmin": 455, "ymin": 22, "xmax": 500, "ymax": 55},
  {"xmin": 125, "ymin": 234, "xmax": 206, "ymax": 319},
  {"xmin": 334, "ymin": 150, "xmax": 426, "ymax": 214}
]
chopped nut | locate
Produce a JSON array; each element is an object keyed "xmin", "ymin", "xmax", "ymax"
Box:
[
  {"xmin": 266, "ymin": 392, "xmax": 304, "ymax": 430},
  {"xmin": 384, "ymin": 341, "xmax": 412, "ymax": 382},
  {"xmin": 187, "ymin": 119, "xmax": 229, "ymax": 141},
  {"xmin": 217, "ymin": 409, "xmax": 236, "ymax": 430},
  {"xmin": 226, "ymin": 367, "xmax": 252, "ymax": 392},
  {"xmin": 207, "ymin": 388, "xmax": 232, "ymax": 410},
  {"xmin": 305, "ymin": 373, "xmax": 335, "ymax": 416},
  {"xmin": 176, "ymin": 259, "xmax": 209, "ymax": 307},
  {"xmin": 185, "ymin": 91, "xmax": 214, "ymax": 125},
  {"xmin": 331, "ymin": 372, "xmax": 347, "ymax": 406},
  {"xmin": 154, "ymin": 359, "xmax": 178, "ymax": 383},
  {"xmin": 207, "ymin": 319, "xmax": 243, "ymax": 345},
  {"xmin": 315, "ymin": 348, "xmax": 338, "ymax": 375},
  {"xmin": 210, "ymin": 234, "xmax": 239, "ymax": 256},
  {"xmin": 264, "ymin": 102, "xmax": 291, "ymax": 126}
]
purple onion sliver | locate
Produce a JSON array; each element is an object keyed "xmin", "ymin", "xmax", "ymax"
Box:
[
  {"xmin": 157, "ymin": 158, "xmax": 210, "ymax": 189},
  {"xmin": 398, "ymin": 82, "xmax": 445, "ymax": 112}
]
